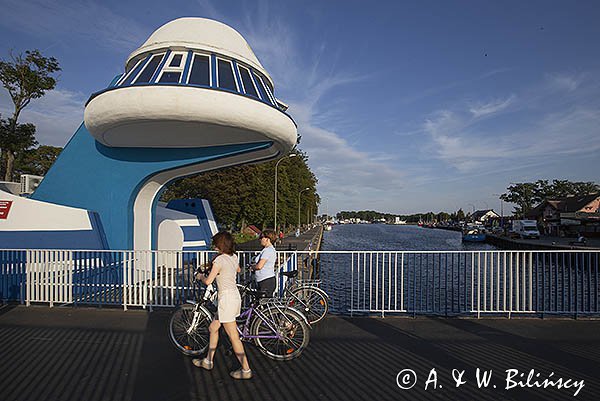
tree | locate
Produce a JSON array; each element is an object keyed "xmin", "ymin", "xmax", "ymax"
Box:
[
  {"xmin": 0, "ymin": 49, "xmax": 60, "ymax": 180},
  {"xmin": 500, "ymin": 180, "xmax": 599, "ymax": 217},
  {"xmin": 14, "ymin": 145, "xmax": 62, "ymax": 176},
  {"xmin": 0, "ymin": 116, "xmax": 37, "ymax": 180},
  {"xmin": 500, "ymin": 183, "xmax": 538, "ymax": 217},
  {"xmin": 162, "ymin": 150, "xmax": 319, "ymax": 232}
]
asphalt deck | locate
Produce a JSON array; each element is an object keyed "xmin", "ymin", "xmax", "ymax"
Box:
[{"xmin": 1, "ymin": 304, "xmax": 599, "ymax": 401}]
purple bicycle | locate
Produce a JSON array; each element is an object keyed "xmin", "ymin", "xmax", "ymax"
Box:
[{"xmin": 169, "ymin": 280, "xmax": 310, "ymax": 361}]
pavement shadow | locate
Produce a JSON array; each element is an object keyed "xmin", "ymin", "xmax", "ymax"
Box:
[{"xmin": 0, "ymin": 323, "xmax": 143, "ymax": 401}]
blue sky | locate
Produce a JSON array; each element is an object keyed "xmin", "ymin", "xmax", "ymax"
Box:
[{"xmin": 1, "ymin": 0, "xmax": 599, "ymax": 215}]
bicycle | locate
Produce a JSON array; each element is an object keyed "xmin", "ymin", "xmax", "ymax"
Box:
[
  {"xmin": 279, "ymin": 269, "xmax": 329, "ymax": 325},
  {"xmin": 169, "ymin": 273, "xmax": 310, "ymax": 361}
]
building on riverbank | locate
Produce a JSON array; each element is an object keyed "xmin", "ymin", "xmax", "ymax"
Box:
[{"xmin": 527, "ymin": 193, "xmax": 600, "ymax": 237}]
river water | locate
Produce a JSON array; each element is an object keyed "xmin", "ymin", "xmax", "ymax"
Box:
[
  {"xmin": 316, "ymin": 225, "xmax": 595, "ymax": 316},
  {"xmin": 321, "ymin": 224, "xmax": 498, "ymax": 251},
  {"xmin": 315, "ymin": 224, "xmax": 497, "ymax": 314}
]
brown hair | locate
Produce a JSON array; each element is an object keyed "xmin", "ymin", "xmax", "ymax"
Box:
[
  {"xmin": 260, "ymin": 229, "xmax": 277, "ymax": 244},
  {"xmin": 211, "ymin": 231, "xmax": 235, "ymax": 255}
]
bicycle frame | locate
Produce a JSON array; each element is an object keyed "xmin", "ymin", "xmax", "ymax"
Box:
[{"xmin": 236, "ymin": 304, "xmax": 281, "ymax": 340}]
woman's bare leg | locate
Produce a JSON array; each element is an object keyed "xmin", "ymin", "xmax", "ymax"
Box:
[
  {"xmin": 207, "ymin": 319, "xmax": 221, "ymax": 363},
  {"xmin": 222, "ymin": 321, "xmax": 250, "ymax": 371}
]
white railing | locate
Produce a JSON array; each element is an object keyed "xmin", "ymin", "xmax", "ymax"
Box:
[{"xmin": 1, "ymin": 249, "xmax": 598, "ymax": 317}]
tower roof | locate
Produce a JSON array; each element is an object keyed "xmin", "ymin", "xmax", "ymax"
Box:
[{"xmin": 126, "ymin": 17, "xmax": 271, "ymax": 85}]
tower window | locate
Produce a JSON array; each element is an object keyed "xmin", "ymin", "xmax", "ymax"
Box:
[
  {"xmin": 118, "ymin": 57, "xmax": 146, "ymax": 86},
  {"xmin": 135, "ymin": 54, "xmax": 164, "ymax": 84},
  {"xmin": 217, "ymin": 59, "xmax": 238, "ymax": 91},
  {"xmin": 169, "ymin": 54, "xmax": 183, "ymax": 67},
  {"xmin": 157, "ymin": 52, "xmax": 186, "ymax": 84},
  {"xmin": 188, "ymin": 54, "xmax": 210, "ymax": 86},
  {"xmin": 254, "ymin": 73, "xmax": 275, "ymax": 105},
  {"xmin": 238, "ymin": 65, "xmax": 259, "ymax": 98}
]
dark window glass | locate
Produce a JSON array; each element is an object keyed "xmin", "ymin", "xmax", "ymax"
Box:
[
  {"xmin": 217, "ymin": 59, "xmax": 237, "ymax": 91},
  {"xmin": 188, "ymin": 55, "xmax": 210, "ymax": 86},
  {"xmin": 135, "ymin": 54, "xmax": 164, "ymax": 84},
  {"xmin": 254, "ymin": 74, "xmax": 273, "ymax": 104},
  {"xmin": 120, "ymin": 59, "xmax": 146, "ymax": 86},
  {"xmin": 265, "ymin": 80, "xmax": 275, "ymax": 100},
  {"xmin": 159, "ymin": 71, "xmax": 181, "ymax": 83},
  {"xmin": 169, "ymin": 54, "xmax": 183, "ymax": 67},
  {"xmin": 239, "ymin": 67, "xmax": 258, "ymax": 98}
]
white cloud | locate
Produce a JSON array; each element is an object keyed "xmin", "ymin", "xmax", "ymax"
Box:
[
  {"xmin": 469, "ymin": 95, "xmax": 515, "ymax": 118},
  {"xmin": 422, "ymin": 84, "xmax": 600, "ymax": 175},
  {"xmin": 0, "ymin": 87, "xmax": 85, "ymax": 146},
  {"xmin": 545, "ymin": 72, "xmax": 585, "ymax": 92}
]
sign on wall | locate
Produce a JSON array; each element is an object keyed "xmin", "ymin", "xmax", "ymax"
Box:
[{"xmin": 0, "ymin": 200, "xmax": 13, "ymax": 219}]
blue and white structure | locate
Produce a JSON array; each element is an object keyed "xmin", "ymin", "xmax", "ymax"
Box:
[{"xmin": 0, "ymin": 17, "xmax": 297, "ymax": 250}]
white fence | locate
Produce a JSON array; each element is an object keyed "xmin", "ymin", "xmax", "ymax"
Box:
[{"xmin": 1, "ymin": 249, "xmax": 599, "ymax": 317}]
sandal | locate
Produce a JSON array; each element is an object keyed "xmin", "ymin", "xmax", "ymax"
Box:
[
  {"xmin": 192, "ymin": 358, "xmax": 213, "ymax": 370},
  {"xmin": 230, "ymin": 369, "xmax": 253, "ymax": 380}
]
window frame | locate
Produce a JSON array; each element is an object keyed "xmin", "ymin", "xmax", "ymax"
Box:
[
  {"xmin": 156, "ymin": 51, "xmax": 187, "ymax": 84},
  {"xmin": 133, "ymin": 53, "xmax": 166, "ymax": 85},
  {"xmin": 215, "ymin": 57, "xmax": 239, "ymax": 92},
  {"xmin": 237, "ymin": 64, "xmax": 260, "ymax": 98},
  {"xmin": 116, "ymin": 57, "xmax": 146, "ymax": 87},
  {"xmin": 254, "ymin": 73, "xmax": 276, "ymax": 105},
  {"xmin": 186, "ymin": 52, "xmax": 212, "ymax": 87}
]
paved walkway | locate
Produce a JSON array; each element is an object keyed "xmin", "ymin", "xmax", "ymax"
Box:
[
  {"xmin": 1, "ymin": 304, "xmax": 599, "ymax": 400},
  {"xmin": 236, "ymin": 226, "xmax": 323, "ymax": 251}
]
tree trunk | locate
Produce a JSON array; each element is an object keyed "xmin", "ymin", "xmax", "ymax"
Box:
[
  {"xmin": 4, "ymin": 151, "xmax": 15, "ymax": 182},
  {"xmin": 0, "ymin": 149, "xmax": 5, "ymax": 179}
]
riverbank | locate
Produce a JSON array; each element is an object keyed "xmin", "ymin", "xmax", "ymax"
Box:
[
  {"xmin": 486, "ymin": 233, "xmax": 600, "ymax": 251},
  {"xmin": 433, "ymin": 225, "xmax": 600, "ymax": 250}
]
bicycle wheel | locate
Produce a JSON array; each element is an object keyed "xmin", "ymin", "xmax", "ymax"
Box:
[
  {"xmin": 169, "ymin": 304, "xmax": 212, "ymax": 356},
  {"xmin": 288, "ymin": 286, "xmax": 329, "ymax": 324},
  {"xmin": 250, "ymin": 306, "xmax": 310, "ymax": 361}
]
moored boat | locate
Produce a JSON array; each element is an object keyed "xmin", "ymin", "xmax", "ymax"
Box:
[{"xmin": 462, "ymin": 227, "xmax": 486, "ymax": 242}]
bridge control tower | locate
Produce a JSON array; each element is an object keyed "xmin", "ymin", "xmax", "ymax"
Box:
[{"xmin": 0, "ymin": 17, "xmax": 297, "ymax": 250}]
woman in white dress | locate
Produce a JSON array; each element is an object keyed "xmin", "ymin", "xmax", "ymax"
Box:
[{"xmin": 193, "ymin": 232, "xmax": 252, "ymax": 380}]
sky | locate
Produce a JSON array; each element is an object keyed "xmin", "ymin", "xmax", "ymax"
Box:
[{"xmin": 1, "ymin": 0, "xmax": 599, "ymax": 216}]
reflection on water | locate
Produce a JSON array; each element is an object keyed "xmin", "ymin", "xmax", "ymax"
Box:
[{"xmin": 322, "ymin": 224, "xmax": 498, "ymax": 251}]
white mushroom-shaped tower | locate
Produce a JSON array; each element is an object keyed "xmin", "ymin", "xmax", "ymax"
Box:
[{"xmin": 84, "ymin": 17, "xmax": 297, "ymax": 153}]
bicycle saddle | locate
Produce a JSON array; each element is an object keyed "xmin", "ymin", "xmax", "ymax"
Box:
[{"xmin": 280, "ymin": 270, "xmax": 298, "ymax": 278}]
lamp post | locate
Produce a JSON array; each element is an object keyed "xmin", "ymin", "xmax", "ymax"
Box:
[
  {"xmin": 492, "ymin": 193, "xmax": 504, "ymax": 228},
  {"xmin": 274, "ymin": 153, "xmax": 297, "ymax": 231},
  {"xmin": 467, "ymin": 203, "xmax": 475, "ymax": 224},
  {"xmin": 298, "ymin": 187, "xmax": 310, "ymax": 232}
]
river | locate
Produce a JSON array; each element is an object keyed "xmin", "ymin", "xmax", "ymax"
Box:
[
  {"xmin": 315, "ymin": 224, "xmax": 497, "ymax": 314},
  {"xmin": 321, "ymin": 223, "xmax": 498, "ymax": 251}
]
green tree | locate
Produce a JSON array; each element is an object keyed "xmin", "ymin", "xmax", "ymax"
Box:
[
  {"xmin": 500, "ymin": 179, "xmax": 599, "ymax": 217},
  {"xmin": 0, "ymin": 49, "xmax": 60, "ymax": 180},
  {"xmin": 162, "ymin": 150, "xmax": 319, "ymax": 232},
  {"xmin": 14, "ymin": 145, "xmax": 62, "ymax": 176},
  {"xmin": 0, "ymin": 116, "xmax": 37, "ymax": 180}
]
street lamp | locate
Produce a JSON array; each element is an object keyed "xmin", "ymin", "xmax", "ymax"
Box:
[
  {"xmin": 274, "ymin": 153, "xmax": 297, "ymax": 231},
  {"xmin": 492, "ymin": 193, "xmax": 504, "ymax": 228},
  {"xmin": 298, "ymin": 187, "xmax": 310, "ymax": 232}
]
